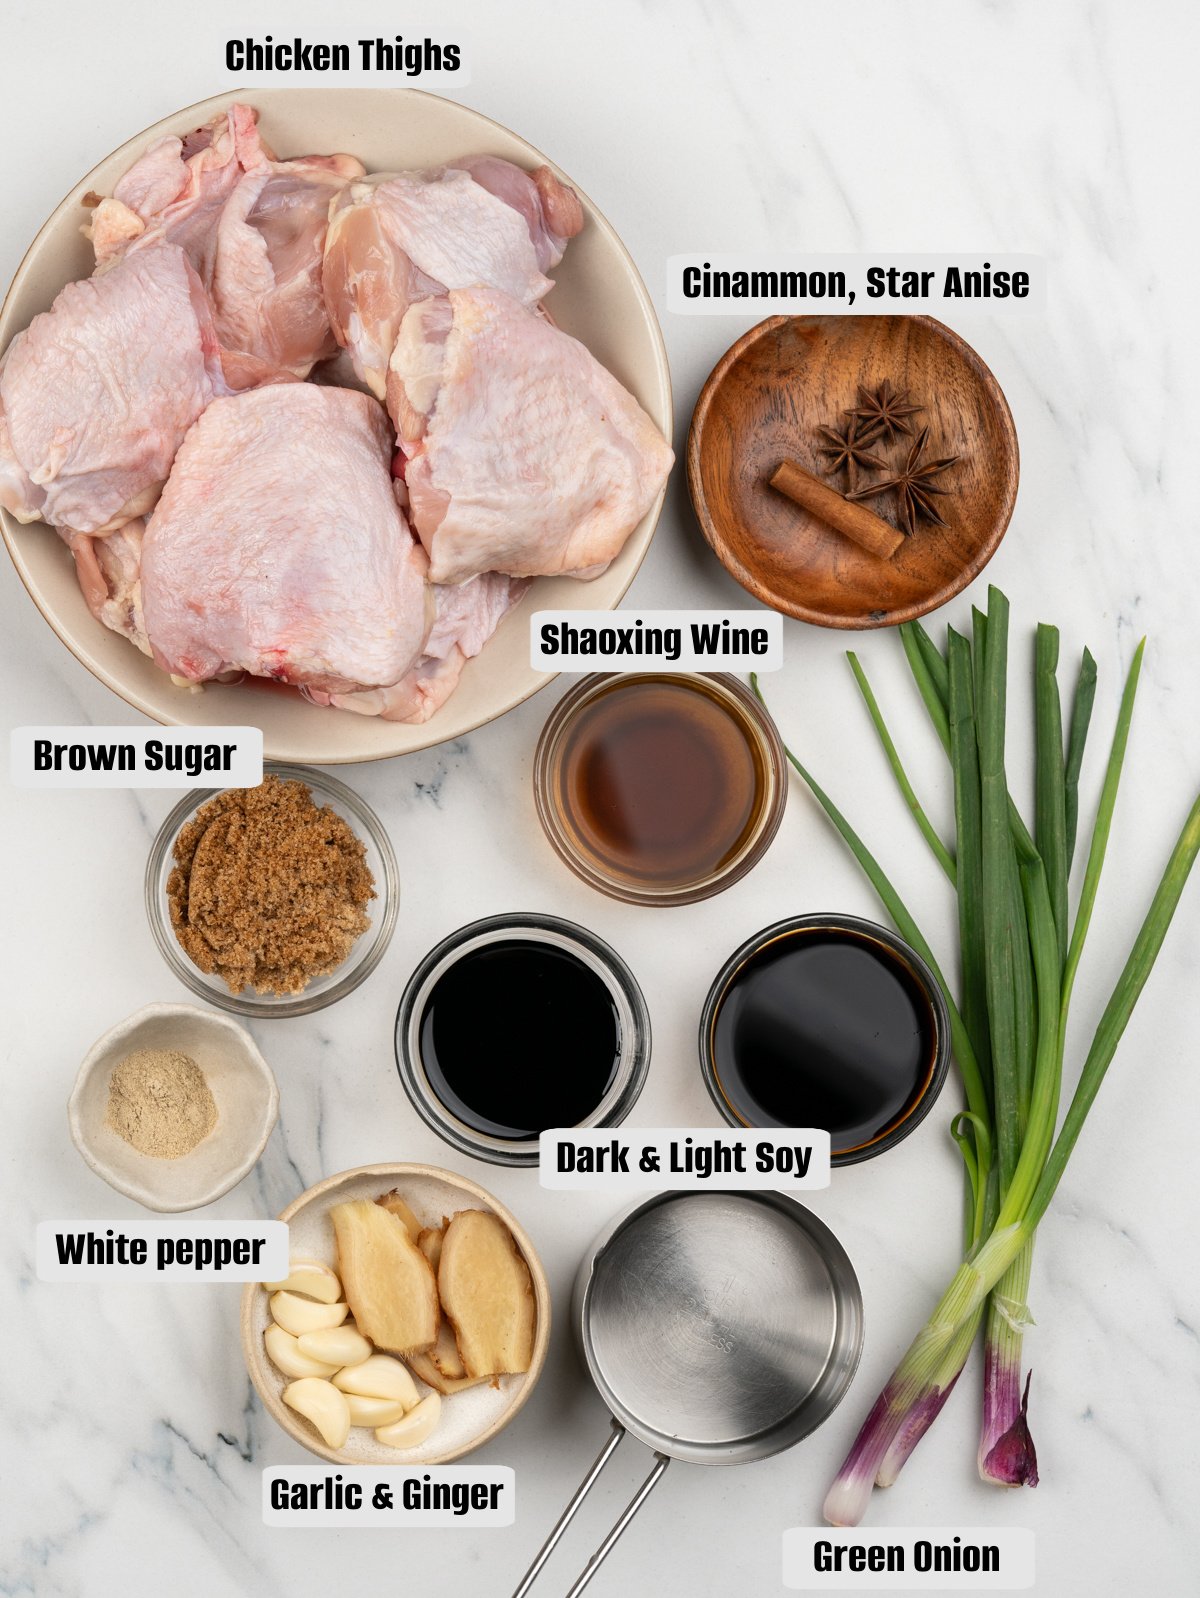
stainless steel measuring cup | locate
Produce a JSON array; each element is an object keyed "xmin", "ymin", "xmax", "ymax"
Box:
[{"xmin": 512, "ymin": 1189, "xmax": 864, "ymax": 1597}]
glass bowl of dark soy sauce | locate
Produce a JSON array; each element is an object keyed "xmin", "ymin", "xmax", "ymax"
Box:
[
  {"xmin": 700, "ymin": 914, "xmax": 951, "ymax": 1165},
  {"xmin": 396, "ymin": 913, "xmax": 651, "ymax": 1166}
]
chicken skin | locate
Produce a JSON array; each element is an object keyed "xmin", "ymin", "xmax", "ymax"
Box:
[
  {"xmin": 307, "ymin": 571, "xmax": 527, "ymax": 722},
  {"xmin": 322, "ymin": 158, "xmax": 582, "ymax": 398},
  {"xmin": 2, "ymin": 103, "xmax": 673, "ymax": 731},
  {"xmin": 388, "ymin": 286, "xmax": 673, "ymax": 585},
  {"xmin": 92, "ymin": 103, "xmax": 364, "ymax": 385},
  {"xmin": 141, "ymin": 385, "xmax": 430, "ymax": 695},
  {"xmin": 0, "ymin": 244, "xmax": 224, "ymax": 535}
]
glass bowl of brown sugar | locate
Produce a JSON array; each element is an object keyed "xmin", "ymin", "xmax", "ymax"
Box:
[{"xmin": 145, "ymin": 763, "xmax": 399, "ymax": 1018}]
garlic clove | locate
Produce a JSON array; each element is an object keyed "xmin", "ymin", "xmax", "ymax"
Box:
[
  {"xmin": 282, "ymin": 1378, "xmax": 352, "ymax": 1450},
  {"xmin": 375, "ymin": 1392, "xmax": 442, "ymax": 1449},
  {"xmin": 332, "ymin": 1354, "xmax": 420, "ymax": 1409},
  {"xmin": 270, "ymin": 1291, "xmax": 349, "ymax": 1337},
  {"xmin": 264, "ymin": 1323, "xmax": 340, "ymax": 1381},
  {"xmin": 297, "ymin": 1325, "xmax": 373, "ymax": 1368},
  {"xmin": 263, "ymin": 1260, "xmax": 343, "ymax": 1304},
  {"xmin": 344, "ymin": 1393, "xmax": 407, "ymax": 1427}
]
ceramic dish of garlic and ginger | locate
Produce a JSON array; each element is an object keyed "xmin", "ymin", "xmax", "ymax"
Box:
[{"xmin": 241, "ymin": 1163, "xmax": 551, "ymax": 1465}]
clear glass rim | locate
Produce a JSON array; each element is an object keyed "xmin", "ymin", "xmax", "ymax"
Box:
[
  {"xmin": 532, "ymin": 671, "xmax": 788, "ymax": 907},
  {"xmin": 394, "ymin": 911, "xmax": 652, "ymax": 1167},
  {"xmin": 698, "ymin": 912, "xmax": 953, "ymax": 1166},
  {"xmin": 144, "ymin": 761, "xmax": 399, "ymax": 1019}
]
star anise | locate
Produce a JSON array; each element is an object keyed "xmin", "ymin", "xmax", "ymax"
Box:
[
  {"xmin": 848, "ymin": 426, "xmax": 959, "ymax": 538},
  {"xmin": 814, "ymin": 415, "xmax": 888, "ymax": 493},
  {"xmin": 850, "ymin": 379, "xmax": 924, "ymax": 443}
]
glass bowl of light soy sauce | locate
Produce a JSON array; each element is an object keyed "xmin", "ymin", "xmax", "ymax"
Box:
[
  {"xmin": 396, "ymin": 913, "xmax": 651, "ymax": 1166},
  {"xmin": 700, "ymin": 914, "xmax": 951, "ymax": 1165}
]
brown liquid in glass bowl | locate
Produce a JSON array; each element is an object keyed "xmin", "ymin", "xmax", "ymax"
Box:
[{"xmin": 551, "ymin": 677, "xmax": 770, "ymax": 890}]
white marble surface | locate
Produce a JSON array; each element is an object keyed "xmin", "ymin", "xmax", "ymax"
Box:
[{"xmin": 3, "ymin": 3, "xmax": 1198, "ymax": 1594}]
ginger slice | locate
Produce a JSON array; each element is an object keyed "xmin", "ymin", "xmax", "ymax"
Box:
[
  {"xmin": 417, "ymin": 1227, "xmax": 442, "ymax": 1269},
  {"xmin": 406, "ymin": 1348, "xmax": 489, "ymax": 1396},
  {"xmin": 376, "ymin": 1190, "xmax": 423, "ymax": 1244},
  {"xmin": 416, "ymin": 1227, "xmax": 468, "ymax": 1378},
  {"xmin": 430, "ymin": 1320, "xmax": 468, "ymax": 1380},
  {"xmin": 331, "ymin": 1199, "xmax": 438, "ymax": 1354},
  {"xmin": 438, "ymin": 1209, "xmax": 536, "ymax": 1379}
]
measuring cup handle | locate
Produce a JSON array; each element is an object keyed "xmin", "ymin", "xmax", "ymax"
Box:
[
  {"xmin": 561, "ymin": 1450, "xmax": 671, "ymax": 1598},
  {"xmin": 510, "ymin": 1419, "xmax": 627, "ymax": 1598}
]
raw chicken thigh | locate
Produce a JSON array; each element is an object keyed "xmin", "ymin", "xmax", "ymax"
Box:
[
  {"xmin": 206, "ymin": 161, "xmax": 361, "ymax": 387},
  {"xmin": 142, "ymin": 385, "xmax": 430, "ymax": 694},
  {"xmin": 93, "ymin": 104, "xmax": 365, "ymax": 385},
  {"xmin": 388, "ymin": 286, "xmax": 673, "ymax": 585},
  {"xmin": 0, "ymin": 244, "xmax": 223, "ymax": 535},
  {"xmin": 309, "ymin": 570, "xmax": 527, "ymax": 722},
  {"xmin": 90, "ymin": 103, "xmax": 264, "ymax": 267},
  {"xmin": 61, "ymin": 519, "xmax": 149, "ymax": 655},
  {"xmin": 322, "ymin": 158, "xmax": 582, "ymax": 397},
  {"xmin": 1, "ymin": 101, "xmax": 674, "ymax": 730}
]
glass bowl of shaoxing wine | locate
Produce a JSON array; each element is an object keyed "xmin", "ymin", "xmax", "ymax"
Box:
[{"xmin": 533, "ymin": 672, "xmax": 787, "ymax": 906}]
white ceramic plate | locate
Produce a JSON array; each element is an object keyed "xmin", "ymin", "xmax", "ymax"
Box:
[
  {"xmin": 240, "ymin": 1163, "xmax": 551, "ymax": 1465},
  {"xmin": 0, "ymin": 88, "xmax": 673, "ymax": 761}
]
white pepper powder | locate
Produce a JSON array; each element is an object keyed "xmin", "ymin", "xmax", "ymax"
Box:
[{"xmin": 105, "ymin": 1048, "xmax": 218, "ymax": 1159}]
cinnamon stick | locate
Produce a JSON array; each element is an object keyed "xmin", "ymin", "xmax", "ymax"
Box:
[{"xmin": 769, "ymin": 459, "xmax": 904, "ymax": 561}]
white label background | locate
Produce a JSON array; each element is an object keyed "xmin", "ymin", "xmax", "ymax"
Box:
[
  {"xmin": 668, "ymin": 254, "xmax": 1044, "ymax": 316},
  {"xmin": 539, "ymin": 1129, "xmax": 830, "ymax": 1191},
  {"xmin": 263, "ymin": 1467, "xmax": 514, "ymax": 1527},
  {"xmin": 783, "ymin": 1528, "xmax": 1035, "ymax": 1590},
  {"xmin": 37, "ymin": 1220, "xmax": 288, "ymax": 1282},
  {"xmin": 10, "ymin": 726, "xmax": 263, "ymax": 789},
  {"xmin": 530, "ymin": 610, "xmax": 782, "ymax": 672}
]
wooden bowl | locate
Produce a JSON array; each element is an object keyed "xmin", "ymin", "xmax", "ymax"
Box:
[
  {"xmin": 0, "ymin": 88, "xmax": 672, "ymax": 761},
  {"xmin": 687, "ymin": 315, "xmax": 1018, "ymax": 629},
  {"xmin": 240, "ymin": 1162, "xmax": 551, "ymax": 1465}
]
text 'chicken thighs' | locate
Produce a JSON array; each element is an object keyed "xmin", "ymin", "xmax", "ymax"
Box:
[
  {"xmin": 141, "ymin": 385, "xmax": 430, "ymax": 694},
  {"xmin": 389, "ymin": 286, "xmax": 673, "ymax": 585},
  {"xmin": 0, "ymin": 244, "xmax": 224, "ymax": 535},
  {"xmin": 322, "ymin": 159, "xmax": 582, "ymax": 398}
]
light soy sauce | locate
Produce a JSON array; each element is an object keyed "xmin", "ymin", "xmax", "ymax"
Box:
[
  {"xmin": 419, "ymin": 939, "xmax": 621, "ymax": 1141},
  {"xmin": 709, "ymin": 925, "xmax": 939, "ymax": 1159}
]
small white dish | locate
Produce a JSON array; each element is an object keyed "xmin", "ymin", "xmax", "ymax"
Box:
[{"xmin": 68, "ymin": 1002, "xmax": 278, "ymax": 1212}]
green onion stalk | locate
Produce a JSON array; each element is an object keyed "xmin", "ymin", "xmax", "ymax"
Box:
[{"xmin": 752, "ymin": 589, "xmax": 1200, "ymax": 1524}]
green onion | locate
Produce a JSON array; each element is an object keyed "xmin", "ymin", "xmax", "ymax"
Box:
[
  {"xmin": 976, "ymin": 593, "xmax": 1021, "ymax": 1191},
  {"xmin": 1035, "ymin": 625, "xmax": 1069, "ymax": 966},
  {"xmin": 1064, "ymin": 649, "xmax": 1098, "ymax": 869},
  {"xmin": 899, "ymin": 623, "xmax": 950, "ymax": 753},
  {"xmin": 825, "ymin": 783, "xmax": 1197, "ymax": 1525},
  {"xmin": 848, "ymin": 652, "xmax": 956, "ymax": 885},
  {"xmin": 947, "ymin": 629, "xmax": 992, "ymax": 1104},
  {"xmin": 755, "ymin": 599, "xmax": 1200, "ymax": 1523}
]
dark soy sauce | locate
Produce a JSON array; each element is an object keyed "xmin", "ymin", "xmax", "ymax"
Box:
[
  {"xmin": 419, "ymin": 939, "xmax": 621, "ymax": 1140},
  {"xmin": 710, "ymin": 927, "xmax": 937, "ymax": 1156}
]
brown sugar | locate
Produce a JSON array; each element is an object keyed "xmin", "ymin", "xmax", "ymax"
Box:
[{"xmin": 166, "ymin": 775, "xmax": 375, "ymax": 995}]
